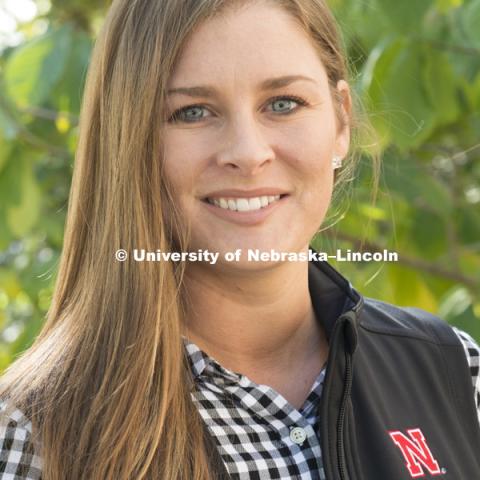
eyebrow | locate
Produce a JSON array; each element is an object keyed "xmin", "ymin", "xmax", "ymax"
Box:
[{"xmin": 166, "ymin": 75, "xmax": 317, "ymax": 98}]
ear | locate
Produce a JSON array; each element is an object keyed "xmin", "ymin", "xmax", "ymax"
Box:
[{"xmin": 334, "ymin": 79, "xmax": 352, "ymax": 160}]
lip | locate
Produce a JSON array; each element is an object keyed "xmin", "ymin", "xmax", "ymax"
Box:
[
  {"xmin": 201, "ymin": 194, "xmax": 289, "ymax": 226},
  {"xmin": 201, "ymin": 188, "xmax": 290, "ymax": 199}
]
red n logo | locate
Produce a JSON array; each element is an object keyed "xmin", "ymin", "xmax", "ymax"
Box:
[{"xmin": 389, "ymin": 428, "xmax": 442, "ymax": 477}]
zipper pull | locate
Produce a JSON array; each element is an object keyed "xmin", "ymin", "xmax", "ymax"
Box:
[{"xmin": 339, "ymin": 311, "xmax": 358, "ymax": 355}]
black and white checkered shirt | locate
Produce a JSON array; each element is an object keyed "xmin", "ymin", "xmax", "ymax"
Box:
[{"xmin": 1, "ymin": 327, "xmax": 479, "ymax": 479}]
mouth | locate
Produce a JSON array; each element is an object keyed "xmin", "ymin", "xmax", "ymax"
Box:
[{"xmin": 201, "ymin": 194, "xmax": 289, "ymax": 212}]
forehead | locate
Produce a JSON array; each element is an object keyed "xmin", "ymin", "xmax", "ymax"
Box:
[{"xmin": 168, "ymin": 2, "xmax": 328, "ymax": 89}]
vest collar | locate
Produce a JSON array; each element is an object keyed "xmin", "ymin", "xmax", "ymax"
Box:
[{"xmin": 308, "ymin": 245, "xmax": 364, "ymax": 343}]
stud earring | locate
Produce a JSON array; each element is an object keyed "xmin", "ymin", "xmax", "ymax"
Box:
[{"xmin": 332, "ymin": 155, "xmax": 343, "ymax": 170}]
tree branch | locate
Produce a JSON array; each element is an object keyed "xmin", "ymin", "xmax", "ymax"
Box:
[
  {"xmin": 20, "ymin": 106, "xmax": 79, "ymax": 125},
  {"xmin": 322, "ymin": 230, "xmax": 479, "ymax": 290}
]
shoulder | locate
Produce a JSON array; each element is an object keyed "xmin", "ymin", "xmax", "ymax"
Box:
[
  {"xmin": 0, "ymin": 397, "xmax": 43, "ymax": 479},
  {"xmin": 360, "ymin": 296, "xmax": 460, "ymax": 345},
  {"xmin": 358, "ymin": 297, "xmax": 480, "ymax": 424}
]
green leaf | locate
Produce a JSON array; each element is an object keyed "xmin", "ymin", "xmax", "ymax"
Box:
[
  {"xmin": 409, "ymin": 209, "xmax": 447, "ymax": 259},
  {"xmin": 0, "ymin": 136, "xmax": 12, "ymax": 175},
  {"xmin": 462, "ymin": 0, "xmax": 480, "ymax": 48},
  {"xmin": 361, "ymin": 38, "xmax": 404, "ymax": 149},
  {"xmin": 363, "ymin": 40, "xmax": 436, "ymax": 150},
  {"xmin": 382, "ymin": 47, "xmax": 436, "ymax": 149},
  {"xmin": 5, "ymin": 157, "xmax": 41, "ymax": 237},
  {"xmin": 436, "ymin": 0, "xmax": 464, "ymax": 13},
  {"xmin": 0, "ymin": 87, "xmax": 21, "ymax": 140},
  {"xmin": 473, "ymin": 71, "xmax": 480, "ymax": 110},
  {"xmin": 4, "ymin": 25, "xmax": 73, "ymax": 108},
  {"xmin": 439, "ymin": 287, "xmax": 480, "ymax": 342},
  {"xmin": 360, "ymin": 38, "xmax": 400, "ymax": 95},
  {"xmin": 51, "ymin": 30, "xmax": 92, "ymax": 114},
  {"xmin": 0, "ymin": 106, "xmax": 19, "ymax": 140},
  {"xmin": 333, "ymin": 1, "xmax": 392, "ymax": 53},
  {"xmin": 373, "ymin": 0, "xmax": 434, "ymax": 32},
  {"xmin": 455, "ymin": 207, "xmax": 480, "ymax": 244},
  {"xmin": 422, "ymin": 51, "xmax": 460, "ymax": 126},
  {"xmin": 382, "ymin": 152, "xmax": 453, "ymax": 215},
  {"xmin": 0, "ymin": 152, "xmax": 22, "ymax": 206},
  {"xmin": 439, "ymin": 287, "xmax": 471, "ymax": 317},
  {"xmin": 0, "ymin": 208, "xmax": 12, "ymax": 250},
  {"xmin": 387, "ymin": 264, "xmax": 438, "ymax": 312}
]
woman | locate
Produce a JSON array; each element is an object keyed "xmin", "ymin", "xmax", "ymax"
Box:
[{"xmin": 1, "ymin": 0, "xmax": 479, "ymax": 478}]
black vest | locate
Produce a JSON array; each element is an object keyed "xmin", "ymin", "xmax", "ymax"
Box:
[{"xmin": 202, "ymin": 252, "xmax": 480, "ymax": 479}]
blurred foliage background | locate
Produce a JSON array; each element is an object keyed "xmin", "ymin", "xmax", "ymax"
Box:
[{"xmin": 0, "ymin": 0, "xmax": 479, "ymax": 371}]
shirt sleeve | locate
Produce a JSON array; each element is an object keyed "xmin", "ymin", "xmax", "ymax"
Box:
[
  {"xmin": 0, "ymin": 398, "xmax": 43, "ymax": 480},
  {"xmin": 452, "ymin": 326, "xmax": 480, "ymax": 427}
]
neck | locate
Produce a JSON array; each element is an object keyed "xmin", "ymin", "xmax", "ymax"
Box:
[{"xmin": 181, "ymin": 257, "xmax": 327, "ymax": 378}]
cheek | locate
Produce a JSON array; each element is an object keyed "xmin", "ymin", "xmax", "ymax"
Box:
[
  {"xmin": 278, "ymin": 113, "xmax": 337, "ymax": 161},
  {"xmin": 303, "ymin": 165, "xmax": 335, "ymax": 234},
  {"xmin": 280, "ymin": 125, "xmax": 336, "ymax": 227},
  {"xmin": 162, "ymin": 132, "xmax": 203, "ymax": 198},
  {"xmin": 279, "ymin": 123, "xmax": 336, "ymax": 188},
  {"xmin": 303, "ymin": 167, "xmax": 334, "ymax": 223}
]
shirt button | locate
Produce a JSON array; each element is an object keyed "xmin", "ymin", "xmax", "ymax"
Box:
[{"xmin": 290, "ymin": 426, "xmax": 307, "ymax": 445}]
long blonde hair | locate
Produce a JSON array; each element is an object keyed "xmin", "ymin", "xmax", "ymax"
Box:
[{"xmin": 0, "ymin": 0, "xmax": 364, "ymax": 478}]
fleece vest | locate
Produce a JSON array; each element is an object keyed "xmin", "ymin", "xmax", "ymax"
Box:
[{"xmin": 201, "ymin": 250, "xmax": 480, "ymax": 479}]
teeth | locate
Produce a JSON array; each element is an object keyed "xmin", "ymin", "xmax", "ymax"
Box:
[
  {"xmin": 207, "ymin": 195, "xmax": 282, "ymax": 212},
  {"xmin": 236, "ymin": 198, "xmax": 250, "ymax": 212},
  {"xmin": 248, "ymin": 197, "xmax": 262, "ymax": 210}
]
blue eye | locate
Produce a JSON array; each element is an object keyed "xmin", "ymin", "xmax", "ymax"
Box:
[
  {"xmin": 168, "ymin": 95, "xmax": 308, "ymax": 124},
  {"xmin": 169, "ymin": 105, "xmax": 210, "ymax": 123},
  {"xmin": 269, "ymin": 96, "xmax": 307, "ymax": 113}
]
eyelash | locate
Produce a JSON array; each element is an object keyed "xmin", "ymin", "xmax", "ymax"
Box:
[{"xmin": 167, "ymin": 95, "xmax": 309, "ymax": 124}]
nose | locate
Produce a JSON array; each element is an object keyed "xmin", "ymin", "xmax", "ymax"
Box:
[{"xmin": 215, "ymin": 111, "xmax": 275, "ymax": 175}]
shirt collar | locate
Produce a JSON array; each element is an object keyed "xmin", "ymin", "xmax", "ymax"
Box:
[{"xmin": 183, "ymin": 336, "xmax": 243, "ymax": 382}]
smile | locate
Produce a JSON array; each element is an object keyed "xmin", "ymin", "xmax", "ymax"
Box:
[
  {"xmin": 201, "ymin": 194, "xmax": 289, "ymax": 226},
  {"xmin": 205, "ymin": 195, "xmax": 284, "ymax": 212}
]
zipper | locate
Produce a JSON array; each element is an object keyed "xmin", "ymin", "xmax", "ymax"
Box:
[{"xmin": 337, "ymin": 351, "xmax": 352, "ymax": 480}]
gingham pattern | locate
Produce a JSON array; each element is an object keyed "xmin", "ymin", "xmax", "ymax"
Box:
[
  {"xmin": 0, "ymin": 397, "xmax": 42, "ymax": 480},
  {"xmin": 185, "ymin": 337, "xmax": 328, "ymax": 479},
  {"xmin": 1, "ymin": 327, "xmax": 479, "ymax": 480},
  {"xmin": 453, "ymin": 327, "xmax": 480, "ymax": 426}
]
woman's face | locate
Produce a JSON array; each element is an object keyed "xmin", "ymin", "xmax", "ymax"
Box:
[{"xmin": 162, "ymin": 1, "xmax": 350, "ymax": 268}]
